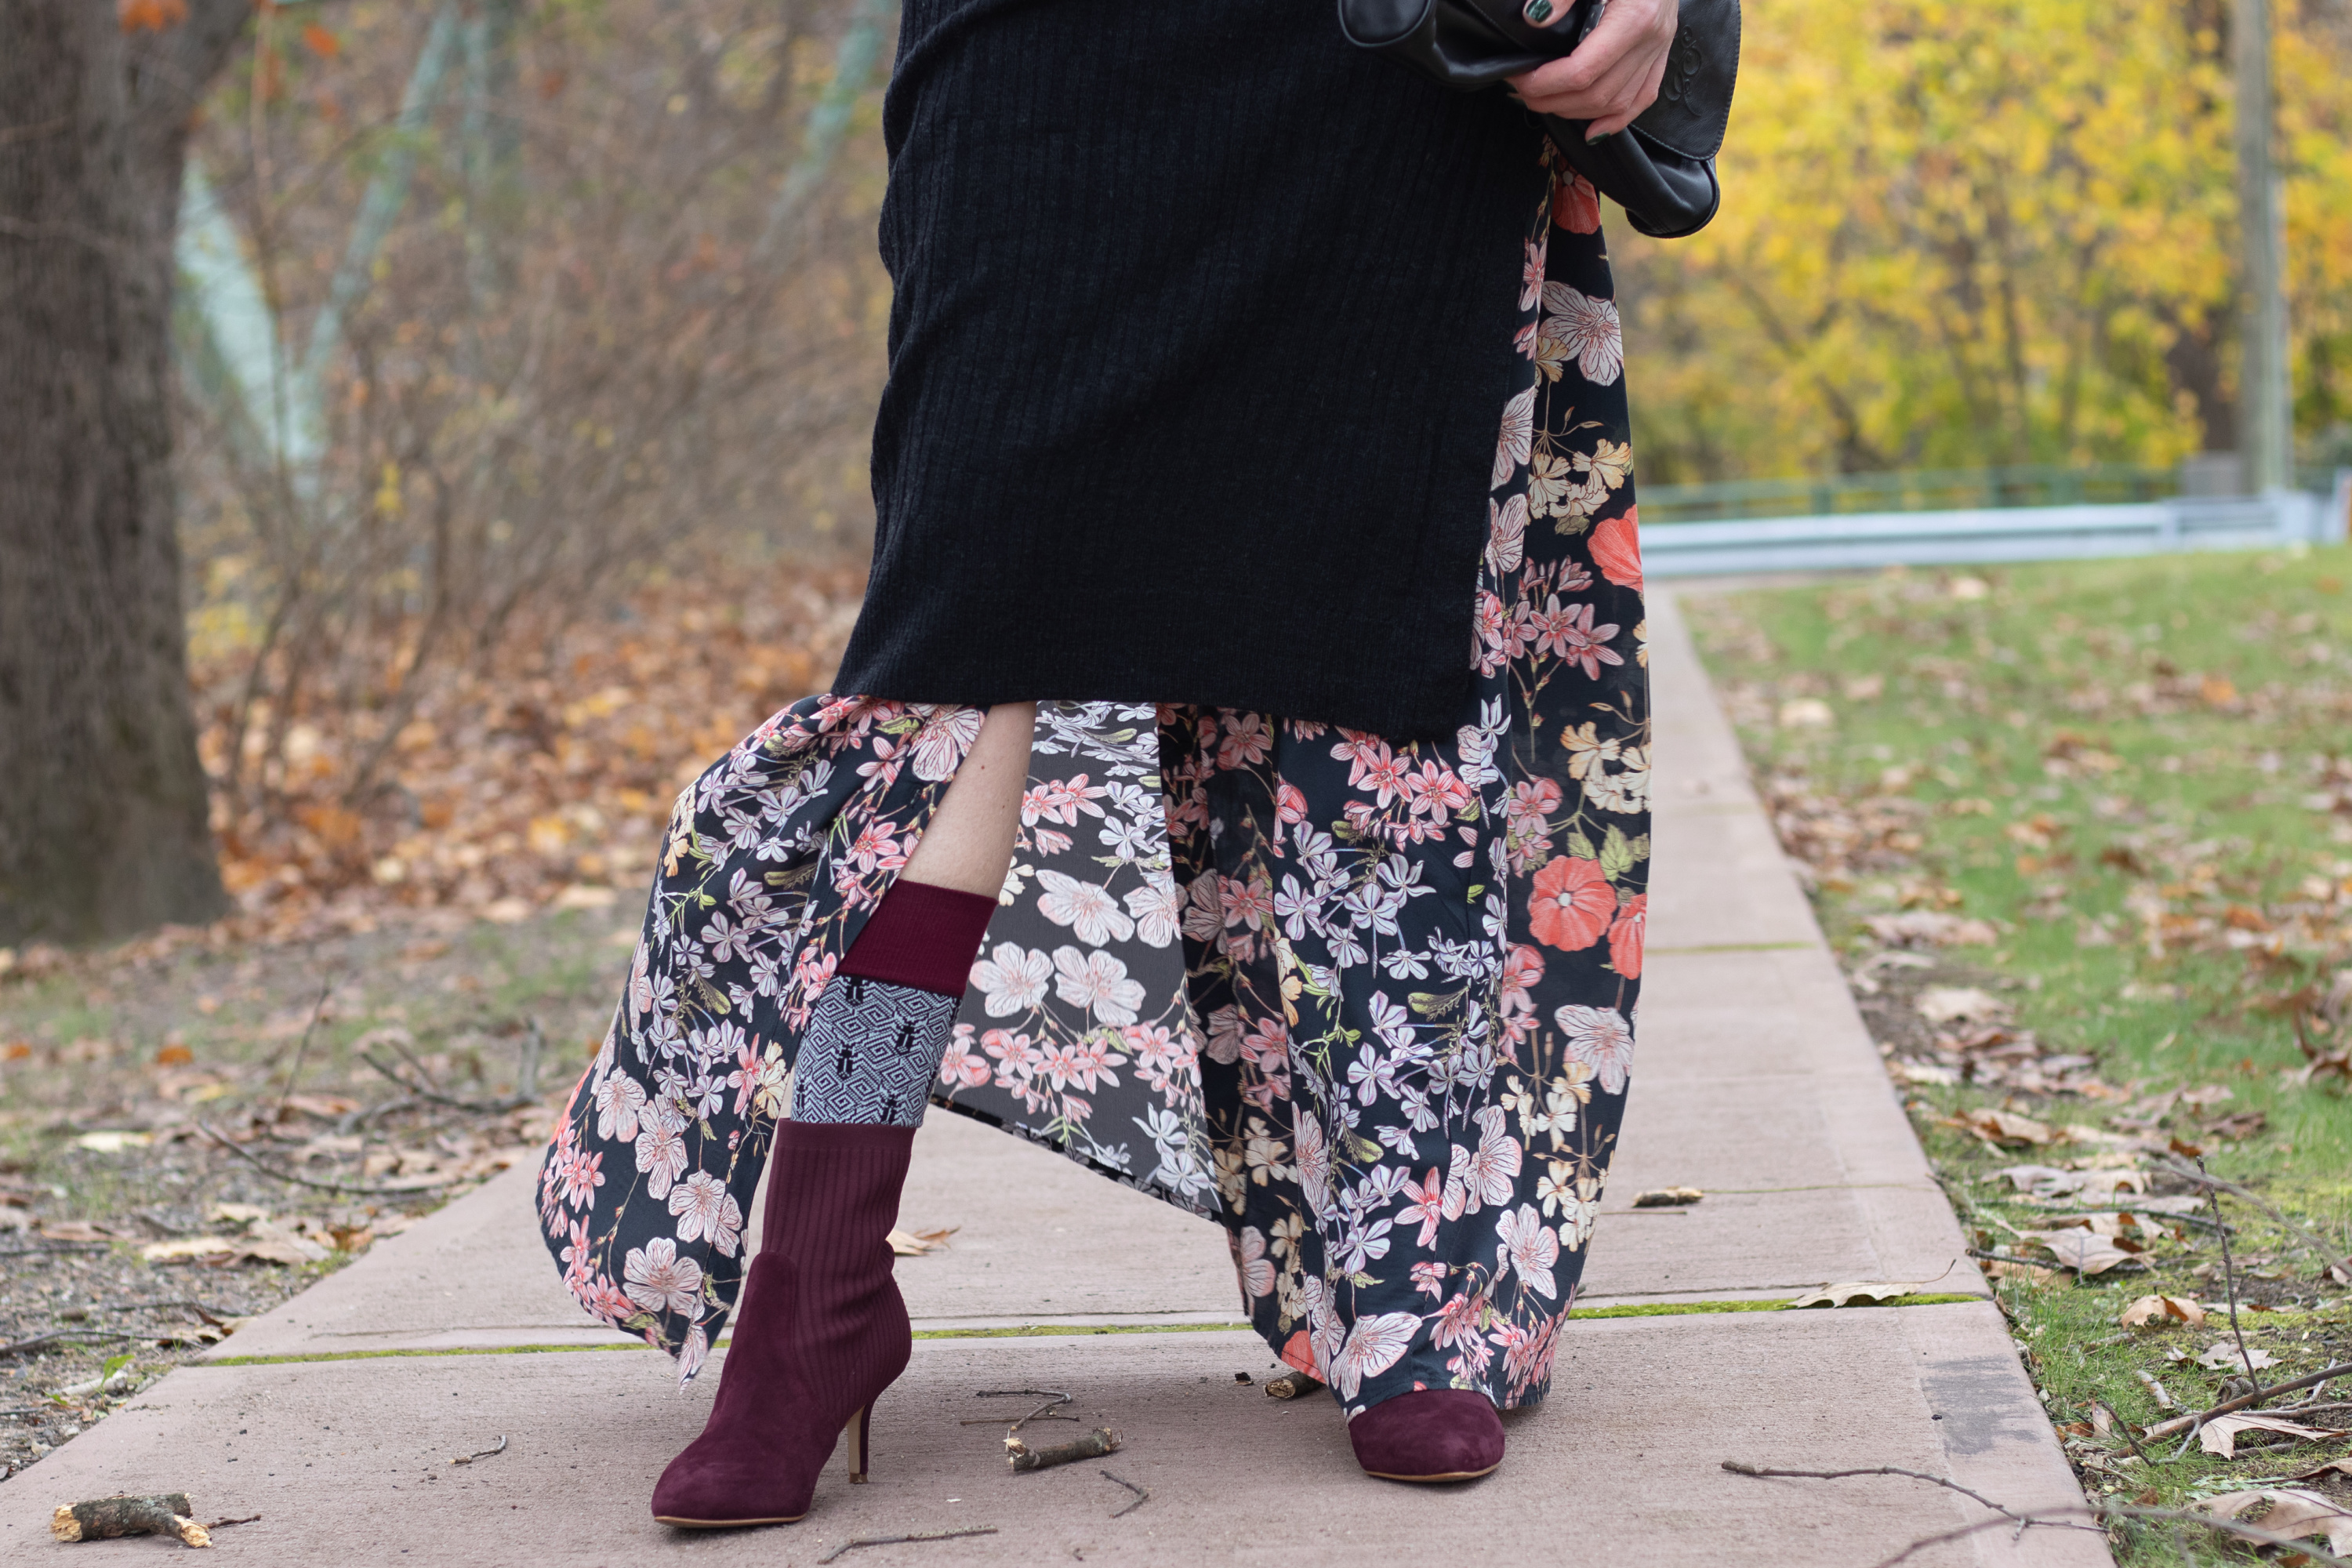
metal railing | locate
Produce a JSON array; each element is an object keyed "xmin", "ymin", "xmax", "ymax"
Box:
[{"xmin": 1636, "ymin": 468, "xmax": 2352, "ymax": 580}]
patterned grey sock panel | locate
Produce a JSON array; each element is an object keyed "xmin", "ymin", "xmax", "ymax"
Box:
[{"xmin": 789, "ymin": 975, "xmax": 960, "ymax": 1127}]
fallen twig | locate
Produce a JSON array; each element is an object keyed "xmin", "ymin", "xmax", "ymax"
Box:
[
  {"xmin": 1007, "ymin": 1428, "xmax": 1120, "ymax": 1472},
  {"xmin": 816, "ymin": 1526, "xmax": 999, "ymax": 1563},
  {"xmin": 1962, "ymin": 1247, "xmax": 2135, "ymax": 1276},
  {"xmin": 2200, "ymin": 1157, "xmax": 2259, "ymax": 1385},
  {"xmin": 1099, "ymin": 1468, "xmax": 1149, "ymax": 1519},
  {"xmin": 0, "ymin": 1330, "xmax": 142, "ymax": 1360},
  {"xmin": 193, "ymin": 1120, "xmax": 466, "ymax": 1198},
  {"xmin": 200, "ymin": 1516, "xmax": 260, "ymax": 1532},
  {"xmin": 1719, "ymin": 1461, "xmax": 2024, "ymax": 1521},
  {"xmin": 272, "ymin": 977, "xmax": 337, "ymax": 1125},
  {"xmin": 358, "ymin": 1051, "xmax": 535, "ymax": 1116},
  {"xmin": 2157, "ymin": 1155, "xmax": 2352, "ymax": 1282},
  {"xmin": 2142, "ymin": 1361, "xmax": 2352, "ymax": 1440},
  {"xmin": 0, "ymin": 1242, "xmax": 112, "ymax": 1258},
  {"xmin": 1263, "ymin": 1368, "xmax": 1324, "ymax": 1400},
  {"xmin": 450, "ymin": 1436, "xmax": 507, "ymax": 1465},
  {"xmin": 2091, "ymin": 1399, "xmax": 2151, "ymax": 1466},
  {"xmin": 966, "ymin": 1388, "xmax": 1074, "ymax": 1433},
  {"xmin": 88, "ymin": 1300, "xmax": 234, "ymax": 1327},
  {"xmin": 1870, "ymin": 1504, "xmax": 2352, "ymax": 1568},
  {"xmin": 50, "ymin": 1494, "xmax": 210, "ymax": 1548},
  {"xmin": 1725, "ymin": 1452, "xmax": 2352, "ymax": 1568}
]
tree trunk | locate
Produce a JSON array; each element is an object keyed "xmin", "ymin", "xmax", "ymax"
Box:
[{"xmin": 0, "ymin": 0, "xmax": 249, "ymax": 946}]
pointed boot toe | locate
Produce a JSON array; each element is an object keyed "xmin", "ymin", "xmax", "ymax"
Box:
[{"xmin": 1348, "ymin": 1388, "xmax": 1505, "ymax": 1483}]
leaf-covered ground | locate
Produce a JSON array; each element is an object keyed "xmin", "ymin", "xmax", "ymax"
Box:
[
  {"xmin": 0, "ymin": 559, "xmax": 872, "ymax": 1483},
  {"xmin": 1687, "ymin": 545, "xmax": 2352, "ymax": 1564}
]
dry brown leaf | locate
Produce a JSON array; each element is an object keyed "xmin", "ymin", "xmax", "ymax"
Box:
[
  {"xmin": 1632, "ymin": 1187, "xmax": 1705, "ymax": 1207},
  {"xmin": 2021, "ymin": 1231, "xmax": 2141, "ymax": 1274},
  {"xmin": 2194, "ymin": 1341, "xmax": 2279, "ymax": 1371},
  {"xmin": 886, "ymin": 1226, "xmax": 957, "ymax": 1258},
  {"xmin": 2118, "ymin": 1294, "xmax": 2205, "ymax": 1329},
  {"xmin": 1915, "ymin": 985, "xmax": 2012, "ymax": 1025},
  {"xmin": 1948, "ymin": 1109, "xmax": 2056, "ymax": 1147},
  {"xmin": 2197, "ymin": 1414, "xmax": 2333, "ymax": 1458},
  {"xmin": 2190, "ymin": 1488, "xmax": 2352, "ymax": 1554},
  {"xmin": 1786, "ymin": 1280, "xmax": 1936, "ymax": 1308}
]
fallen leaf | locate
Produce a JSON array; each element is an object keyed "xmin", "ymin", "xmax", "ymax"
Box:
[
  {"xmin": 2177, "ymin": 1083, "xmax": 2234, "ymax": 1109},
  {"xmin": 2286, "ymin": 1457, "xmax": 2352, "ymax": 1483},
  {"xmin": 1786, "ymin": 1280, "xmax": 1938, "ymax": 1308},
  {"xmin": 1980, "ymin": 1258, "xmax": 2058, "ymax": 1284},
  {"xmin": 1948, "ymin": 1109, "xmax": 2055, "ymax": 1147},
  {"xmin": 74, "ymin": 1131, "xmax": 151, "ymax": 1153},
  {"xmin": 886, "ymin": 1226, "xmax": 957, "ymax": 1257},
  {"xmin": 2190, "ymin": 1489, "xmax": 2352, "ymax": 1554},
  {"xmin": 1863, "ymin": 913, "xmax": 2002, "ymax": 948},
  {"xmin": 1892, "ymin": 1059, "xmax": 1961, "ymax": 1086},
  {"xmin": 2023, "ymin": 1231, "xmax": 2142, "ymax": 1274},
  {"xmin": 1990, "ymin": 1164, "xmax": 2150, "ymax": 1200},
  {"xmin": 2195, "ymin": 1341, "xmax": 2279, "ymax": 1371},
  {"xmin": 1915, "ymin": 986, "xmax": 2012, "ymax": 1025},
  {"xmin": 38, "ymin": 1221, "xmax": 129, "ymax": 1242},
  {"xmin": 140, "ymin": 1236, "xmax": 236, "ymax": 1263},
  {"xmin": 2118, "ymin": 1294, "xmax": 2205, "ymax": 1329},
  {"xmin": 1632, "ymin": 1187, "xmax": 1704, "ymax": 1207},
  {"xmin": 2198, "ymin": 1414, "xmax": 2332, "ymax": 1458}
]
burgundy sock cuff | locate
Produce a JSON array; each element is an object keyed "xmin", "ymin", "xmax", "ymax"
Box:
[{"xmin": 837, "ymin": 878, "xmax": 999, "ymax": 996}]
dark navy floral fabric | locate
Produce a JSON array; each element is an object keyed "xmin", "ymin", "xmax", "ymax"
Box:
[{"xmin": 539, "ymin": 148, "xmax": 1650, "ymax": 1413}]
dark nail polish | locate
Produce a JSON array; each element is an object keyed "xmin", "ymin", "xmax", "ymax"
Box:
[{"xmin": 1524, "ymin": 0, "xmax": 1553, "ymax": 21}]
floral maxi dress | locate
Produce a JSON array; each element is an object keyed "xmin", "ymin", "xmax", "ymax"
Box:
[{"xmin": 538, "ymin": 147, "xmax": 1653, "ymax": 1415}]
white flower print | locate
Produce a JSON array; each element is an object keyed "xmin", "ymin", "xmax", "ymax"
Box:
[
  {"xmin": 1331, "ymin": 1312, "xmax": 1421, "ymax": 1402},
  {"xmin": 633, "ymin": 1098, "xmax": 690, "ymax": 1200},
  {"xmin": 908, "ymin": 705, "xmax": 984, "ymax": 782},
  {"xmin": 1236, "ymin": 1225, "xmax": 1275, "ymax": 1299},
  {"xmin": 1443, "ymin": 1104, "xmax": 1521, "ymax": 1219},
  {"xmin": 622, "ymin": 1236, "xmax": 702, "ymax": 1316},
  {"xmin": 1486, "ymin": 493, "xmax": 1526, "ymax": 577},
  {"xmin": 593, "ymin": 1071, "xmax": 646, "ymax": 1143},
  {"xmin": 666, "ymin": 1171, "xmax": 744, "ymax": 1257},
  {"xmin": 1496, "ymin": 1203, "xmax": 1560, "ymax": 1299},
  {"xmin": 1540, "ymin": 281, "xmax": 1624, "ymax": 386},
  {"xmin": 971, "ymin": 942, "xmax": 1053, "ymax": 1016},
  {"xmin": 1493, "ymin": 384, "xmax": 1536, "ymax": 488},
  {"xmin": 1555, "ymin": 1004, "xmax": 1636, "ymax": 1094},
  {"xmin": 1036, "ymin": 869, "xmax": 1136, "ymax": 945},
  {"xmin": 1295, "ymin": 1113, "xmax": 1332, "ymax": 1220},
  {"xmin": 1052, "ymin": 946, "xmax": 1147, "ymax": 1026},
  {"xmin": 1123, "ymin": 876, "xmax": 1182, "ymax": 949}
]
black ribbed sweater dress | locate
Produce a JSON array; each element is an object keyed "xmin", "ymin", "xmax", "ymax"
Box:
[{"xmin": 833, "ymin": 0, "xmax": 1548, "ymax": 741}]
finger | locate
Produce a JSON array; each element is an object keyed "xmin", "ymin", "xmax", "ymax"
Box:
[
  {"xmin": 1583, "ymin": 44, "xmax": 1670, "ymax": 136},
  {"xmin": 1515, "ymin": 44, "xmax": 1654, "ymax": 120},
  {"xmin": 1507, "ymin": 0, "xmax": 1666, "ymax": 98}
]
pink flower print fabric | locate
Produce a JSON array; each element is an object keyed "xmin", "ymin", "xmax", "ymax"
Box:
[{"xmin": 539, "ymin": 150, "xmax": 1646, "ymax": 1414}]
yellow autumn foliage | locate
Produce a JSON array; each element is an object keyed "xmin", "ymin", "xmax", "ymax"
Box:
[{"xmin": 1616, "ymin": 0, "xmax": 2352, "ymax": 480}]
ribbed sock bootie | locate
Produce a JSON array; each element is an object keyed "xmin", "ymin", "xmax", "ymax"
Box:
[{"xmin": 650, "ymin": 1123, "xmax": 916, "ymax": 1527}]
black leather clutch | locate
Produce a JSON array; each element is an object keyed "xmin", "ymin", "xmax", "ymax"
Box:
[{"xmin": 1337, "ymin": 0, "xmax": 1738, "ymax": 239}]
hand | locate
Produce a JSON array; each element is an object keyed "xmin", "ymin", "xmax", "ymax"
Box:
[{"xmin": 1508, "ymin": 0, "xmax": 1682, "ymax": 140}]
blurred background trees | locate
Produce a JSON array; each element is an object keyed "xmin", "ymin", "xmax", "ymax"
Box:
[{"xmin": 1616, "ymin": 0, "xmax": 2352, "ymax": 483}]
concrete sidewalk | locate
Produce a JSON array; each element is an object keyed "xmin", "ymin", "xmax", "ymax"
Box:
[{"xmin": 0, "ymin": 592, "xmax": 2108, "ymax": 1566}]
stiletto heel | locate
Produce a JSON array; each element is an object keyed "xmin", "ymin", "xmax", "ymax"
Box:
[
  {"xmin": 650, "ymin": 1124, "xmax": 915, "ymax": 1528},
  {"xmin": 845, "ymin": 1403, "xmax": 871, "ymax": 1483}
]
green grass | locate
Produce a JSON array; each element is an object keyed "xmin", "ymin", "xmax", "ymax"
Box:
[{"xmin": 1688, "ymin": 546, "xmax": 2352, "ymax": 1565}]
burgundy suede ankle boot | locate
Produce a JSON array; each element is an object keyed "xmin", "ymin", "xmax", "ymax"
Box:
[
  {"xmin": 1347, "ymin": 1389, "xmax": 1506, "ymax": 1483},
  {"xmin": 651, "ymin": 1122, "xmax": 916, "ymax": 1527}
]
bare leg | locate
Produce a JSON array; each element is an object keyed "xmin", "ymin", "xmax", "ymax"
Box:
[{"xmin": 901, "ymin": 702, "xmax": 1034, "ymax": 898}]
